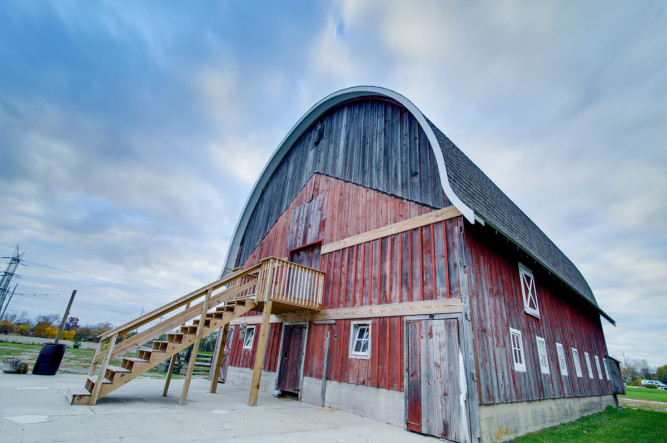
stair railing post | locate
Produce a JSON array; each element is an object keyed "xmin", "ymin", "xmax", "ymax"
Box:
[
  {"xmin": 91, "ymin": 332, "xmax": 118, "ymax": 405},
  {"xmin": 209, "ymin": 323, "xmax": 230, "ymax": 394},
  {"xmin": 88, "ymin": 338, "xmax": 106, "ymax": 377},
  {"xmin": 180, "ymin": 289, "xmax": 212, "ymax": 404},
  {"xmin": 163, "ymin": 301, "xmax": 191, "ymax": 397}
]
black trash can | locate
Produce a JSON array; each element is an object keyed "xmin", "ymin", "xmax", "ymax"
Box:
[{"xmin": 32, "ymin": 343, "xmax": 66, "ymax": 375}]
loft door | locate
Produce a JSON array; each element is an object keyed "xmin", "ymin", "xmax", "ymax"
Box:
[{"xmin": 289, "ymin": 242, "xmax": 321, "ymax": 270}]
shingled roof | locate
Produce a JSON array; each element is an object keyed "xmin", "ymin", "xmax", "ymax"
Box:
[{"xmin": 428, "ymin": 121, "xmax": 614, "ymax": 325}]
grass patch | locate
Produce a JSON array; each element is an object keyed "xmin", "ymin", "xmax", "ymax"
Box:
[
  {"xmin": 621, "ymin": 386, "xmax": 667, "ymax": 403},
  {"xmin": 0, "ymin": 341, "xmax": 173, "ymax": 375},
  {"xmin": 513, "ymin": 406, "xmax": 667, "ymax": 442}
]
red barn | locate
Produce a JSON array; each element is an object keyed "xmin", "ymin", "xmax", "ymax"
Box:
[{"xmin": 219, "ymin": 86, "xmax": 623, "ymax": 442}]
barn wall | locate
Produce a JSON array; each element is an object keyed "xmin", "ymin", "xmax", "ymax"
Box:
[
  {"xmin": 303, "ymin": 317, "xmax": 404, "ymax": 391},
  {"xmin": 235, "ymin": 98, "xmax": 448, "ymax": 267},
  {"xmin": 464, "ymin": 223, "xmax": 614, "ymax": 405},
  {"xmin": 228, "ymin": 322, "xmax": 283, "ymax": 372}
]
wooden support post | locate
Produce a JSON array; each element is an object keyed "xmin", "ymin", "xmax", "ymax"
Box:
[
  {"xmin": 248, "ymin": 300, "xmax": 273, "ymax": 406},
  {"xmin": 164, "ymin": 301, "xmax": 191, "ymax": 397},
  {"xmin": 320, "ymin": 330, "xmax": 330, "ymax": 406},
  {"xmin": 90, "ymin": 333, "xmax": 117, "ymax": 405},
  {"xmin": 248, "ymin": 259, "xmax": 276, "ymax": 407},
  {"xmin": 162, "ymin": 356, "xmax": 177, "ymax": 397},
  {"xmin": 209, "ymin": 323, "xmax": 230, "ymax": 394},
  {"xmin": 180, "ymin": 289, "xmax": 212, "ymax": 405}
]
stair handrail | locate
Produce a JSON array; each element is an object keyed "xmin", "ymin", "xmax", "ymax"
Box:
[
  {"xmin": 99, "ymin": 279, "xmax": 259, "ymax": 363},
  {"xmin": 99, "ymin": 264, "xmax": 262, "ymax": 341}
]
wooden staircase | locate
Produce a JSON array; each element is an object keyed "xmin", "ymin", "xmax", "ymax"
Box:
[{"xmin": 70, "ymin": 257, "xmax": 325, "ymax": 406}]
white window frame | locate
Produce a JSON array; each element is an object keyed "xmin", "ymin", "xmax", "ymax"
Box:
[
  {"xmin": 518, "ymin": 263, "xmax": 540, "ymax": 318},
  {"xmin": 594, "ymin": 355, "xmax": 603, "ymax": 380},
  {"xmin": 242, "ymin": 326, "xmax": 256, "ymax": 350},
  {"xmin": 510, "ymin": 328, "xmax": 526, "ymax": 372},
  {"xmin": 603, "ymin": 357, "xmax": 611, "ymax": 380},
  {"xmin": 556, "ymin": 343, "xmax": 568, "ymax": 376},
  {"xmin": 572, "ymin": 348, "xmax": 583, "ymax": 377},
  {"xmin": 349, "ymin": 321, "xmax": 371, "ymax": 359},
  {"xmin": 584, "ymin": 352, "xmax": 594, "ymax": 379},
  {"xmin": 536, "ymin": 336, "xmax": 550, "ymax": 374}
]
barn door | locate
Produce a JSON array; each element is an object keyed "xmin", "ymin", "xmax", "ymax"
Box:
[
  {"xmin": 277, "ymin": 323, "xmax": 307, "ymax": 395},
  {"xmin": 406, "ymin": 318, "xmax": 469, "ymax": 442}
]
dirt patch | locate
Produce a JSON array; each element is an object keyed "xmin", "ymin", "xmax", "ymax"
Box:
[{"xmin": 619, "ymin": 397, "xmax": 667, "ymax": 412}]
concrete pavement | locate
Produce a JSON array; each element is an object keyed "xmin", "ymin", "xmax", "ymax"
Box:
[{"xmin": 0, "ymin": 373, "xmax": 434, "ymax": 442}]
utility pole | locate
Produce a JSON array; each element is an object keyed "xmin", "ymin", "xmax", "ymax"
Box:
[
  {"xmin": 0, "ymin": 283, "xmax": 18, "ymax": 320},
  {"xmin": 0, "ymin": 245, "xmax": 23, "ymax": 315}
]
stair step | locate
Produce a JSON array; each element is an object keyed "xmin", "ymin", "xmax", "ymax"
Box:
[
  {"xmin": 105, "ymin": 365, "xmax": 131, "ymax": 374},
  {"xmin": 152, "ymin": 341, "xmax": 169, "ymax": 352},
  {"xmin": 167, "ymin": 333, "xmax": 184, "ymax": 344},
  {"xmin": 121, "ymin": 357, "xmax": 149, "ymax": 371}
]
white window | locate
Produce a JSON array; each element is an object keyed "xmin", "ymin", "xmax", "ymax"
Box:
[
  {"xmin": 510, "ymin": 328, "xmax": 526, "ymax": 372},
  {"xmin": 572, "ymin": 348, "xmax": 583, "ymax": 377},
  {"xmin": 556, "ymin": 343, "xmax": 568, "ymax": 376},
  {"xmin": 536, "ymin": 336, "xmax": 550, "ymax": 374},
  {"xmin": 584, "ymin": 352, "xmax": 594, "ymax": 379},
  {"xmin": 518, "ymin": 263, "xmax": 539, "ymax": 318},
  {"xmin": 594, "ymin": 355, "xmax": 603, "ymax": 380},
  {"xmin": 603, "ymin": 358, "xmax": 611, "ymax": 380},
  {"xmin": 242, "ymin": 326, "xmax": 255, "ymax": 349},
  {"xmin": 349, "ymin": 322, "xmax": 371, "ymax": 359}
]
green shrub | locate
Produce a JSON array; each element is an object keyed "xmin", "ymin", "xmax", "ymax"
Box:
[
  {"xmin": 0, "ymin": 320, "xmax": 16, "ymax": 334},
  {"xmin": 644, "ymin": 383, "xmax": 658, "ymax": 389}
]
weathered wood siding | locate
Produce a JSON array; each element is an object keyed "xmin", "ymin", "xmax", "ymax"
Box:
[
  {"xmin": 228, "ymin": 323, "xmax": 283, "ymax": 371},
  {"xmin": 235, "ymin": 98, "xmax": 447, "ymax": 267},
  {"xmin": 464, "ymin": 223, "xmax": 615, "ymax": 404},
  {"xmin": 240, "ymin": 173, "xmax": 453, "ymax": 308},
  {"xmin": 303, "ymin": 317, "xmax": 404, "ymax": 390}
]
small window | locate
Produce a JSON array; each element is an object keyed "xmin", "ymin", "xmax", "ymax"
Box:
[
  {"xmin": 510, "ymin": 328, "xmax": 526, "ymax": 372},
  {"xmin": 556, "ymin": 343, "xmax": 568, "ymax": 376},
  {"xmin": 243, "ymin": 326, "xmax": 256, "ymax": 349},
  {"xmin": 349, "ymin": 322, "xmax": 371, "ymax": 359},
  {"xmin": 594, "ymin": 355, "xmax": 603, "ymax": 380},
  {"xmin": 536, "ymin": 336, "xmax": 550, "ymax": 374},
  {"xmin": 518, "ymin": 263, "xmax": 539, "ymax": 318},
  {"xmin": 603, "ymin": 358, "xmax": 611, "ymax": 380},
  {"xmin": 584, "ymin": 352, "xmax": 594, "ymax": 379},
  {"xmin": 572, "ymin": 348, "xmax": 583, "ymax": 377}
]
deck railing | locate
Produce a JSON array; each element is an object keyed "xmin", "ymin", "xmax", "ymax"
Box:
[{"xmin": 260, "ymin": 258, "xmax": 325, "ymax": 309}]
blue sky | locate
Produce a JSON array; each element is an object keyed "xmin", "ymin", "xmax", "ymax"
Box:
[{"xmin": 1, "ymin": 1, "xmax": 665, "ymax": 368}]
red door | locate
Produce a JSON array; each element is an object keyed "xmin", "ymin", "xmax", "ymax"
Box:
[
  {"xmin": 406, "ymin": 319, "xmax": 469, "ymax": 442},
  {"xmin": 277, "ymin": 324, "xmax": 306, "ymax": 395}
]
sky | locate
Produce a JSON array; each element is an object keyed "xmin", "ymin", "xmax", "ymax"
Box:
[{"xmin": 0, "ymin": 1, "xmax": 665, "ymax": 368}]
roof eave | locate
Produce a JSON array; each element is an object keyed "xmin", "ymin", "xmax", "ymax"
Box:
[{"xmin": 475, "ymin": 213, "xmax": 615, "ymax": 326}]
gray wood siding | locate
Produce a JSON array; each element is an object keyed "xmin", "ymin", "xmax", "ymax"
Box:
[{"xmin": 235, "ymin": 98, "xmax": 445, "ymax": 267}]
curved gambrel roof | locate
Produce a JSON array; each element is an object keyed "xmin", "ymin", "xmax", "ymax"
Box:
[{"xmin": 220, "ymin": 86, "xmax": 613, "ymax": 324}]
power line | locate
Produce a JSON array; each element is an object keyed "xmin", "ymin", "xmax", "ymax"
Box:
[{"xmin": 23, "ymin": 259, "xmax": 168, "ymax": 295}]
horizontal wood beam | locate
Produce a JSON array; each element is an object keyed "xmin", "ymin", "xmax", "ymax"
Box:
[
  {"xmin": 229, "ymin": 298, "xmax": 462, "ymax": 325},
  {"xmin": 321, "ymin": 206, "xmax": 462, "ymax": 254}
]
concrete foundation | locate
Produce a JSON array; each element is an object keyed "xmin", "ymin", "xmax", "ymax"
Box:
[
  {"xmin": 301, "ymin": 376, "xmax": 405, "ymax": 428},
  {"xmin": 225, "ymin": 366, "xmax": 278, "ymax": 395},
  {"xmin": 478, "ymin": 395, "xmax": 617, "ymax": 442}
]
